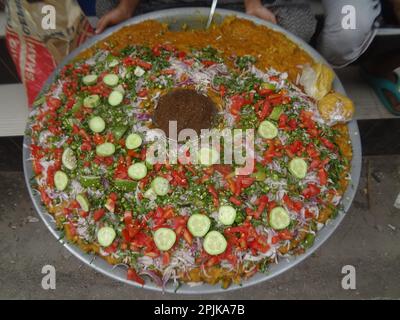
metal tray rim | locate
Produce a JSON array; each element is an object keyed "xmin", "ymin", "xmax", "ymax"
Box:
[{"xmin": 23, "ymin": 7, "xmax": 362, "ymax": 294}]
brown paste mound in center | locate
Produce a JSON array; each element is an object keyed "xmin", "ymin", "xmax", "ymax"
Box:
[{"xmin": 153, "ymin": 89, "xmax": 217, "ymax": 137}]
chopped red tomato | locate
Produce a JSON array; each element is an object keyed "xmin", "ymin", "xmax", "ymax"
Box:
[
  {"xmin": 320, "ymin": 137, "xmax": 335, "ymax": 150},
  {"xmin": 127, "ymin": 268, "xmax": 144, "ymax": 285},
  {"xmin": 318, "ymin": 168, "xmax": 328, "ymax": 185},
  {"xmin": 127, "ymin": 223, "xmax": 140, "ymax": 238},
  {"xmin": 229, "ymin": 95, "xmax": 248, "ymax": 115},
  {"xmin": 104, "ymin": 240, "xmax": 118, "ymax": 254},
  {"xmin": 268, "ymin": 93, "xmax": 283, "ymax": 106},
  {"xmin": 137, "ymin": 88, "xmax": 148, "ymax": 97},
  {"xmin": 93, "ymin": 133, "xmax": 105, "ymax": 145},
  {"xmin": 93, "ymin": 209, "xmax": 105, "ymax": 221},
  {"xmin": 278, "ymin": 114, "xmax": 288, "ymax": 128},
  {"xmin": 39, "ymin": 186, "xmax": 51, "ymax": 206},
  {"xmin": 306, "ymin": 143, "xmax": 320, "ymax": 158},
  {"xmin": 288, "ymin": 118, "xmax": 297, "ymax": 130},
  {"xmin": 208, "ymin": 185, "xmax": 220, "ymax": 207},
  {"xmin": 202, "ymin": 60, "xmax": 216, "ymax": 67},
  {"xmin": 161, "ymin": 69, "xmax": 176, "ymax": 75},
  {"xmin": 258, "ymin": 88, "xmax": 273, "ymax": 96},
  {"xmin": 177, "ymin": 51, "xmax": 186, "ymax": 60},
  {"xmin": 263, "ymin": 144, "xmax": 282, "ymax": 164},
  {"xmin": 152, "ymin": 44, "xmax": 161, "ymax": 56},
  {"xmin": 257, "ymin": 100, "xmax": 272, "ymax": 120},
  {"xmin": 114, "ymin": 161, "xmax": 128, "ymax": 179},
  {"xmin": 32, "ymin": 159, "xmax": 42, "ymax": 175},
  {"xmin": 46, "ymin": 97, "xmax": 62, "ymax": 111},
  {"xmin": 240, "ymin": 177, "xmax": 255, "ymax": 188},
  {"xmin": 302, "ymin": 183, "xmax": 321, "ymax": 199},
  {"xmin": 219, "ymin": 84, "xmax": 227, "ymax": 97},
  {"xmin": 182, "ymin": 228, "xmax": 193, "ymax": 245},
  {"xmin": 134, "ymin": 58, "xmax": 152, "ymax": 70},
  {"xmin": 229, "ymin": 196, "xmax": 242, "ymax": 206},
  {"xmin": 171, "ymin": 170, "xmax": 187, "ymax": 186},
  {"xmin": 282, "ymin": 194, "xmax": 302, "ymax": 212},
  {"xmin": 254, "ymin": 195, "xmax": 269, "ymax": 219},
  {"xmin": 124, "ymin": 211, "xmax": 133, "ymax": 225},
  {"xmin": 278, "ymin": 229, "xmax": 292, "ymax": 240},
  {"xmin": 249, "ymin": 236, "xmax": 270, "ymax": 253},
  {"xmin": 162, "ymin": 252, "xmax": 170, "ymax": 266}
]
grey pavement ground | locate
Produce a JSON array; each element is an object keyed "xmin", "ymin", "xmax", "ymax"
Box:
[{"xmin": 0, "ymin": 155, "xmax": 399, "ymax": 299}]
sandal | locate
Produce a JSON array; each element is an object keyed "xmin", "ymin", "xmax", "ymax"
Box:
[{"xmin": 360, "ymin": 65, "xmax": 400, "ymax": 116}]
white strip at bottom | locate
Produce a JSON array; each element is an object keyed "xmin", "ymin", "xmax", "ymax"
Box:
[{"xmin": 0, "ymin": 84, "xmax": 28, "ymax": 137}]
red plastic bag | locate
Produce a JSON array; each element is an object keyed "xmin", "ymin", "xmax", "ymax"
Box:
[{"xmin": 5, "ymin": 0, "xmax": 94, "ymax": 106}]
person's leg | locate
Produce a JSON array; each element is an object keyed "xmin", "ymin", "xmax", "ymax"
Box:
[
  {"xmin": 266, "ymin": 0, "xmax": 317, "ymax": 43},
  {"xmin": 317, "ymin": 0, "xmax": 381, "ymax": 68},
  {"xmin": 135, "ymin": 1, "xmax": 218, "ymax": 15},
  {"xmin": 95, "ymin": 0, "xmax": 119, "ymax": 18}
]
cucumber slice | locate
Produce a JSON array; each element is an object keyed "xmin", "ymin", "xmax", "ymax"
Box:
[
  {"xmin": 134, "ymin": 66, "xmax": 145, "ymax": 77},
  {"xmin": 108, "ymin": 90, "xmax": 124, "ymax": 106},
  {"xmin": 269, "ymin": 106, "xmax": 284, "ymax": 121},
  {"xmin": 103, "ymin": 74, "xmax": 119, "ymax": 87},
  {"xmin": 112, "ymin": 124, "xmax": 128, "ymax": 140},
  {"xmin": 187, "ymin": 214, "xmax": 211, "ymax": 237},
  {"xmin": 96, "ymin": 142, "xmax": 115, "ymax": 157},
  {"xmin": 114, "ymin": 84, "xmax": 125, "ymax": 95},
  {"xmin": 76, "ymin": 194, "xmax": 90, "ymax": 212},
  {"xmin": 82, "ymin": 74, "xmax": 98, "ymax": 86},
  {"xmin": 125, "ymin": 133, "xmax": 142, "ymax": 150},
  {"xmin": 203, "ymin": 231, "xmax": 227, "ymax": 255},
  {"xmin": 62, "ymin": 148, "xmax": 77, "ymax": 170},
  {"xmin": 143, "ymin": 188, "xmax": 157, "ymax": 200},
  {"xmin": 269, "ymin": 206, "xmax": 290, "ymax": 230},
  {"xmin": 97, "ymin": 226, "xmax": 116, "ymax": 247},
  {"xmin": 151, "ymin": 177, "xmax": 170, "ymax": 196},
  {"xmin": 153, "ymin": 228, "xmax": 176, "ymax": 251},
  {"xmin": 258, "ymin": 120, "xmax": 278, "ymax": 139},
  {"xmin": 218, "ymin": 205, "xmax": 237, "ymax": 226},
  {"xmin": 80, "ymin": 175, "xmax": 101, "ymax": 188},
  {"xmin": 114, "ymin": 179, "xmax": 136, "ymax": 191},
  {"xmin": 54, "ymin": 170, "xmax": 68, "ymax": 191},
  {"xmin": 88, "ymin": 116, "xmax": 106, "ymax": 133},
  {"xmin": 128, "ymin": 162, "xmax": 147, "ymax": 180},
  {"xmin": 198, "ymin": 147, "xmax": 219, "ymax": 166},
  {"xmin": 83, "ymin": 94, "xmax": 100, "ymax": 108},
  {"xmin": 288, "ymin": 157, "xmax": 308, "ymax": 179},
  {"xmin": 108, "ymin": 59, "xmax": 119, "ymax": 68}
]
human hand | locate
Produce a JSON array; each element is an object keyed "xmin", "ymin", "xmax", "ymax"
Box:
[
  {"xmin": 96, "ymin": 0, "xmax": 139, "ymax": 34},
  {"xmin": 245, "ymin": 0, "xmax": 277, "ymax": 24}
]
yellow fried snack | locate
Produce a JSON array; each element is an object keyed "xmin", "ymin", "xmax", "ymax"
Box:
[
  {"xmin": 299, "ymin": 63, "xmax": 335, "ymax": 101},
  {"xmin": 318, "ymin": 92, "xmax": 355, "ymax": 125}
]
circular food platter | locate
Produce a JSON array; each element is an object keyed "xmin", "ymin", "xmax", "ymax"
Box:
[{"xmin": 23, "ymin": 7, "xmax": 362, "ymax": 294}]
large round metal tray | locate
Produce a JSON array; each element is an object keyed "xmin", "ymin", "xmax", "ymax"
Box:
[{"xmin": 23, "ymin": 7, "xmax": 362, "ymax": 294}]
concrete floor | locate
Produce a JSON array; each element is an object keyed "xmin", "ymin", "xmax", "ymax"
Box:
[{"xmin": 0, "ymin": 155, "xmax": 399, "ymax": 300}]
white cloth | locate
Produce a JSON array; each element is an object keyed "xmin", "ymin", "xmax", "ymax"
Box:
[{"xmin": 317, "ymin": 0, "xmax": 381, "ymax": 68}]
